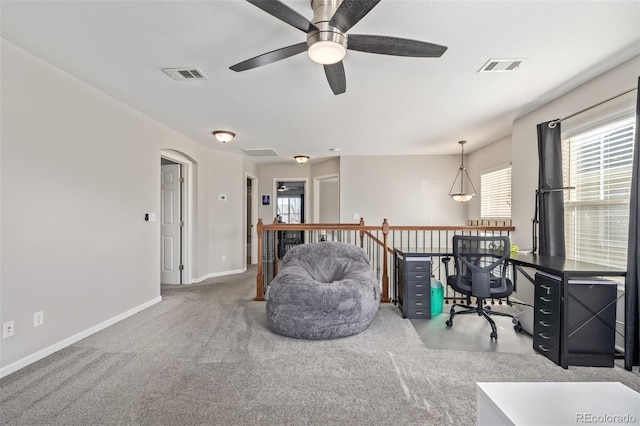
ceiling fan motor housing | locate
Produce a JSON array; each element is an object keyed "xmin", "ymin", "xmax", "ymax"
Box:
[{"xmin": 307, "ymin": 0, "xmax": 347, "ymax": 64}]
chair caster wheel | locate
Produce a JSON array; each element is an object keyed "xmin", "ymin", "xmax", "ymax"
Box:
[
  {"xmin": 490, "ymin": 332, "xmax": 498, "ymax": 340},
  {"xmin": 446, "ymin": 319, "xmax": 453, "ymax": 327}
]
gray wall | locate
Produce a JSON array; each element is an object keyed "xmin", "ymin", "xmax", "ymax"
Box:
[
  {"xmin": 339, "ymin": 155, "xmax": 468, "ymax": 226},
  {"xmin": 0, "ymin": 40, "xmax": 248, "ymax": 374}
]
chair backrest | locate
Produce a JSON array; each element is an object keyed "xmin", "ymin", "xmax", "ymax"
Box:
[{"xmin": 452, "ymin": 235, "xmax": 511, "ymax": 298}]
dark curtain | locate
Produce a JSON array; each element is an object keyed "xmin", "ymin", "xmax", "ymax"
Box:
[
  {"xmin": 536, "ymin": 121, "xmax": 565, "ymax": 257},
  {"xmin": 625, "ymin": 78, "xmax": 640, "ymax": 371}
]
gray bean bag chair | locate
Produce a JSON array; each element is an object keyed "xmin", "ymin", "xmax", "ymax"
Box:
[{"xmin": 266, "ymin": 241, "xmax": 381, "ymax": 340}]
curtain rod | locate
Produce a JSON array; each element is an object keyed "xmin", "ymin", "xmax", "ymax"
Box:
[{"xmin": 548, "ymin": 87, "xmax": 637, "ymax": 128}]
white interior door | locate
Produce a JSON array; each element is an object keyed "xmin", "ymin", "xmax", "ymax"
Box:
[{"xmin": 161, "ymin": 163, "xmax": 181, "ymax": 284}]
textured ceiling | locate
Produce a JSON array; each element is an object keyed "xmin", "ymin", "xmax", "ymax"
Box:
[{"xmin": 2, "ymin": 0, "xmax": 639, "ymax": 164}]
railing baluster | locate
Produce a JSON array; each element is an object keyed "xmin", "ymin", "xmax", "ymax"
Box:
[{"xmin": 254, "ymin": 219, "xmax": 515, "ymax": 303}]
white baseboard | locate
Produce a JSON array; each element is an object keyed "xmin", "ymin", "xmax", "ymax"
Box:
[
  {"xmin": 191, "ymin": 268, "xmax": 246, "ymax": 284},
  {"xmin": 0, "ymin": 296, "xmax": 162, "ymax": 379}
]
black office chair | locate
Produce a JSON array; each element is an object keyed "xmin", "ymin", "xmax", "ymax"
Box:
[{"xmin": 445, "ymin": 235, "xmax": 521, "ymax": 339}]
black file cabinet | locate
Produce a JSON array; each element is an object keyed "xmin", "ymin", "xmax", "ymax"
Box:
[
  {"xmin": 533, "ymin": 272, "xmax": 617, "ymax": 367},
  {"xmin": 394, "ymin": 249, "xmax": 431, "ymax": 319}
]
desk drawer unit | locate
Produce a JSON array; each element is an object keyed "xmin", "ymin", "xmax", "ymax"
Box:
[
  {"xmin": 533, "ymin": 273, "xmax": 561, "ymax": 365},
  {"xmin": 395, "ymin": 253, "xmax": 431, "ymax": 319},
  {"xmin": 533, "ymin": 272, "xmax": 617, "ymax": 367}
]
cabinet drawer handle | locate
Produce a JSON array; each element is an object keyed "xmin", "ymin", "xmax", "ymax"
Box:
[
  {"xmin": 540, "ymin": 297, "xmax": 552, "ymax": 302},
  {"xmin": 537, "ymin": 344, "xmax": 550, "ymax": 352},
  {"xmin": 415, "ymin": 266, "xmax": 424, "ymax": 270},
  {"xmin": 539, "ymin": 321, "xmax": 550, "ymax": 328},
  {"xmin": 415, "ymin": 311, "xmax": 423, "ymax": 315},
  {"xmin": 538, "ymin": 333, "xmax": 551, "ymax": 340},
  {"xmin": 415, "ymin": 275, "xmax": 424, "ymax": 279},
  {"xmin": 415, "ymin": 293, "xmax": 423, "ymax": 297},
  {"xmin": 415, "ymin": 302, "xmax": 423, "ymax": 306},
  {"xmin": 538, "ymin": 309, "xmax": 552, "ymax": 315}
]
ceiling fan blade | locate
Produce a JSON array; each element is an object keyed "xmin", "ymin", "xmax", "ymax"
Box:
[
  {"xmin": 324, "ymin": 62, "xmax": 346, "ymax": 95},
  {"xmin": 230, "ymin": 42, "xmax": 307, "ymax": 72},
  {"xmin": 247, "ymin": 0, "xmax": 317, "ymax": 33},
  {"xmin": 329, "ymin": 0, "xmax": 382, "ymax": 33},
  {"xmin": 348, "ymin": 34, "xmax": 448, "ymax": 57}
]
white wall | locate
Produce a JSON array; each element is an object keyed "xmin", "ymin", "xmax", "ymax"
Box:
[
  {"xmin": 0, "ymin": 40, "xmax": 246, "ymax": 374},
  {"xmin": 339, "ymin": 155, "xmax": 468, "ymax": 226},
  {"xmin": 467, "ymin": 136, "xmax": 512, "ymax": 222}
]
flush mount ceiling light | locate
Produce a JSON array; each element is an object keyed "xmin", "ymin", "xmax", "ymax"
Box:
[
  {"xmin": 294, "ymin": 155, "xmax": 310, "ymax": 164},
  {"xmin": 448, "ymin": 141, "xmax": 477, "ymax": 202},
  {"xmin": 212, "ymin": 130, "xmax": 235, "ymax": 143}
]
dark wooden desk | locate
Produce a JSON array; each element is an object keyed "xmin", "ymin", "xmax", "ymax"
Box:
[
  {"xmin": 392, "ymin": 248, "xmax": 626, "ymax": 369},
  {"xmin": 509, "ymin": 253, "xmax": 626, "ymax": 369}
]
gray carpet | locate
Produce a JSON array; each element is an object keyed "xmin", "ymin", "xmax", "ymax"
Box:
[{"xmin": 1, "ymin": 266, "xmax": 639, "ymax": 426}]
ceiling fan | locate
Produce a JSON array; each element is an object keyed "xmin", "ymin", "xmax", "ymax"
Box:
[{"xmin": 230, "ymin": 0, "xmax": 448, "ymax": 95}]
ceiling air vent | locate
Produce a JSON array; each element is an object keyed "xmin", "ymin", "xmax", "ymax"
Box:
[
  {"xmin": 242, "ymin": 149, "xmax": 279, "ymax": 157},
  {"xmin": 478, "ymin": 58, "xmax": 525, "ymax": 73},
  {"xmin": 162, "ymin": 67, "xmax": 207, "ymax": 81}
]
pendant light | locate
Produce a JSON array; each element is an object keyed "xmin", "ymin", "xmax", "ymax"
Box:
[{"xmin": 448, "ymin": 140, "xmax": 477, "ymax": 202}]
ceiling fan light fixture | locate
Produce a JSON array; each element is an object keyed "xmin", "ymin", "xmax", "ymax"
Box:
[
  {"xmin": 308, "ymin": 40, "xmax": 346, "ymax": 65},
  {"xmin": 212, "ymin": 130, "xmax": 235, "ymax": 143},
  {"xmin": 294, "ymin": 155, "xmax": 310, "ymax": 164}
]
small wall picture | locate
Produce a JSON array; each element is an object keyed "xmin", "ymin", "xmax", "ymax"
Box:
[{"xmin": 262, "ymin": 194, "xmax": 270, "ymax": 206}]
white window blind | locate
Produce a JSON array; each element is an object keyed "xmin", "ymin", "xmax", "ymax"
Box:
[
  {"xmin": 562, "ymin": 113, "xmax": 635, "ymax": 269},
  {"xmin": 481, "ymin": 166, "xmax": 512, "ymax": 219}
]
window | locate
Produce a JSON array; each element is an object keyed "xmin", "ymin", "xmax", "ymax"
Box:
[
  {"xmin": 481, "ymin": 165, "xmax": 512, "ymax": 219},
  {"xmin": 562, "ymin": 113, "xmax": 635, "ymax": 269},
  {"xmin": 277, "ymin": 196, "xmax": 302, "ymax": 224}
]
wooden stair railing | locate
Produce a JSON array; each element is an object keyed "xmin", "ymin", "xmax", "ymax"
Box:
[
  {"xmin": 255, "ymin": 218, "xmax": 515, "ymax": 302},
  {"xmin": 255, "ymin": 218, "xmax": 386, "ymax": 301}
]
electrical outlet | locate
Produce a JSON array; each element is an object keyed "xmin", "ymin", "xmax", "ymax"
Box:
[
  {"xmin": 34, "ymin": 311, "xmax": 44, "ymax": 327},
  {"xmin": 2, "ymin": 320, "xmax": 15, "ymax": 339}
]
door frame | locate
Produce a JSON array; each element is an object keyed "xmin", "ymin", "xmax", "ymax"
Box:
[
  {"xmin": 313, "ymin": 173, "xmax": 339, "ymax": 223},
  {"xmin": 160, "ymin": 150, "xmax": 194, "ymax": 284},
  {"xmin": 245, "ymin": 173, "xmax": 259, "ymax": 266},
  {"xmin": 273, "ymin": 178, "xmax": 309, "ymax": 224}
]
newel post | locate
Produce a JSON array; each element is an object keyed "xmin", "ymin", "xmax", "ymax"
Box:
[
  {"xmin": 381, "ymin": 218, "xmax": 390, "ymax": 303},
  {"xmin": 359, "ymin": 217, "xmax": 365, "ymax": 248},
  {"xmin": 255, "ymin": 218, "xmax": 265, "ymax": 301}
]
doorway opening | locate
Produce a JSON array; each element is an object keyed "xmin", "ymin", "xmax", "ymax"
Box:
[
  {"xmin": 245, "ymin": 174, "xmax": 258, "ymax": 266},
  {"xmin": 313, "ymin": 174, "xmax": 340, "ymax": 223},
  {"xmin": 275, "ymin": 179, "xmax": 307, "ymax": 258}
]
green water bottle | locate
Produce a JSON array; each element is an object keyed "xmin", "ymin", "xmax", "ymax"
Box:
[{"xmin": 431, "ymin": 278, "xmax": 444, "ymax": 316}]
